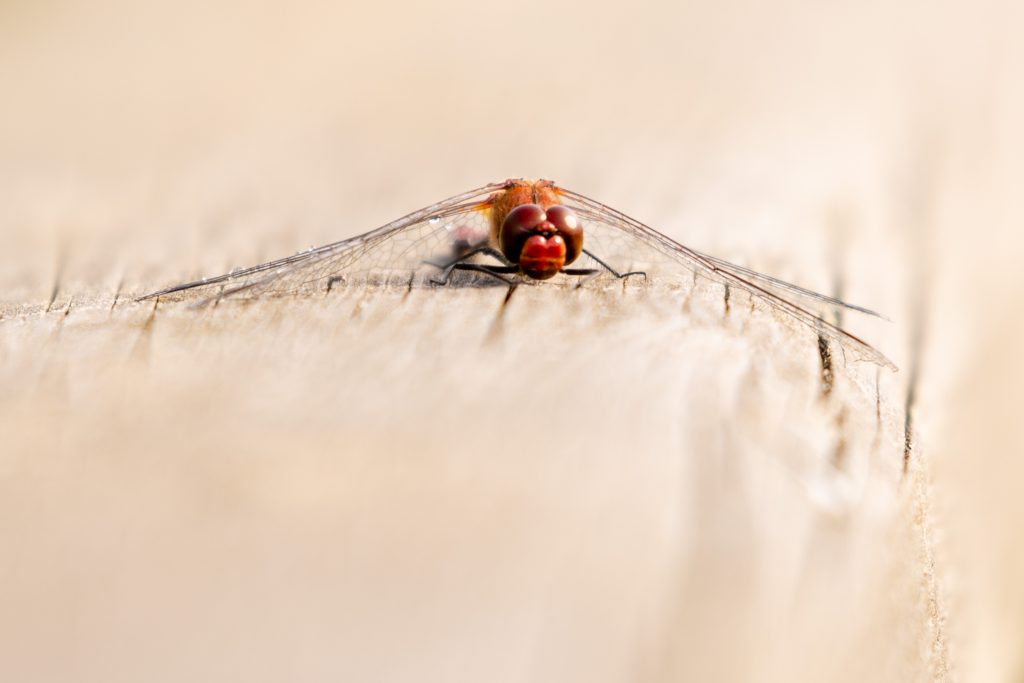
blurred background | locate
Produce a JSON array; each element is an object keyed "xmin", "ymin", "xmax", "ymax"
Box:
[{"xmin": 1, "ymin": 0, "xmax": 1021, "ymax": 681}]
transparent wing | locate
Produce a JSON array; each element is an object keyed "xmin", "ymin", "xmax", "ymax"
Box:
[
  {"xmin": 137, "ymin": 182, "xmax": 506, "ymax": 302},
  {"xmin": 558, "ymin": 187, "xmax": 896, "ymax": 370}
]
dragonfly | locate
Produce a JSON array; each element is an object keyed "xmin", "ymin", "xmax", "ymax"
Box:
[{"xmin": 138, "ymin": 178, "xmax": 894, "ymax": 369}]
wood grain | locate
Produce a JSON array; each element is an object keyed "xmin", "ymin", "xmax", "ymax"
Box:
[{"xmin": 2, "ymin": 1, "xmax": 1020, "ymax": 681}]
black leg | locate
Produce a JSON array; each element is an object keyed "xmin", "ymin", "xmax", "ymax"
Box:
[
  {"xmin": 581, "ymin": 248, "xmax": 647, "ymax": 280},
  {"xmin": 473, "ymin": 245, "xmax": 514, "ymax": 266},
  {"xmin": 559, "ymin": 267, "xmax": 600, "ymax": 289},
  {"xmin": 429, "ymin": 244, "xmax": 520, "ymax": 286},
  {"xmin": 437, "ymin": 262, "xmax": 519, "ymax": 286},
  {"xmin": 442, "ymin": 244, "xmax": 514, "ymax": 266},
  {"xmin": 425, "ymin": 245, "xmax": 515, "ymax": 280}
]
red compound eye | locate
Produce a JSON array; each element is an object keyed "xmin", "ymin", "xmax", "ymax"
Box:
[
  {"xmin": 504, "ymin": 204, "xmax": 546, "ymax": 230},
  {"xmin": 500, "ymin": 203, "xmax": 546, "ymax": 264},
  {"xmin": 545, "ymin": 205, "xmax": 583, "ymax": 264}
]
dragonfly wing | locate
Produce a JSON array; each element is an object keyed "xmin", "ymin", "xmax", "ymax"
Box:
[
  {"xmin": 689, "ymin": 250, "xmax": 888, "ymax": 320},
  {"xmin": 558, "ymin": 187, "xmax": 896, "ymax": 370},
  {"xmin": 137, "ymin": 182, "xmax": 505, "ymax": 301}
]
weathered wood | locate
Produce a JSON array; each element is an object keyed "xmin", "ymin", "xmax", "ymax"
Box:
[{"xmin": 4, "ymin": 1, "xmax": 1021, "ymax": 681}]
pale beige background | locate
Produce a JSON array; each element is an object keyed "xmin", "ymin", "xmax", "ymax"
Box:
[{"xmin": 1, "ymin": 1, "xmax": 1021, "ymax": 681}]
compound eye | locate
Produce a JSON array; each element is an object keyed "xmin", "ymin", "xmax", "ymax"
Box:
[
  {"xmin": 500, "ymin": 203, "xmax": 547, "ymax": 262},
  {"xmin": 545, "ymin": 205, "xmax": 578, "ymax": 233},
  {"xmin": 504, "ymin": 204, "xmax": 546, "ymax": 231},
  {"xmin": 545, "ymin": 205, "xmax": 583, "ymax": 264}
]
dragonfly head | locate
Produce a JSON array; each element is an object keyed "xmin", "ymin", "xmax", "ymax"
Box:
[{"xmin": 499, "ymin": 203, "xmax": 583, "ymax": 280}]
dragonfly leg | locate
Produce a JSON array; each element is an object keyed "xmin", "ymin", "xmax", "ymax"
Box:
[
  {"xmin": 433, "ymin": 262, "xmax": 519, "ymax": 286},
  {"xmin": 429, "ymin": 245, "xmax": 514, "ymax": 269},
  {"xmin": 559, "ymin": 267, "xmax": 601, "ymax": 288},
  {"xmin": 582, "ymin": 248, "xmax": 647, "ymax": 281},
  {"xmin": 430, "ymin": 246, "xmax": 518, "ymax": 285},
  {"xmin": 473, "ymin": 245, "xmax": 514, "ymax": 266}
]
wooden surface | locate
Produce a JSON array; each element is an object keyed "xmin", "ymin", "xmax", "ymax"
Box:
[{"xmin": 2, "ymin": 1, "xmax": 1021, "ymax": 681}]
